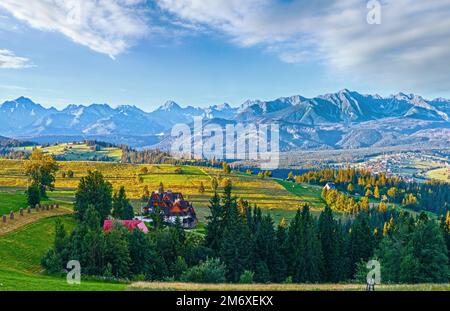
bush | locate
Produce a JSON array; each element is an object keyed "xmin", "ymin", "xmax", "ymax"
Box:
[
  {"xmin": 283, "ymin": 276, "xmax": 293, "ymax": 284},
  {"xmin": 239, "ymin": 270, "xmax": 254, "ymax": 284},
  {"xmin": 181, "ymin": 258, "xmax": 226, "ymax": 283},
  {"xmin": 26, "ymin": 183, "xmax": 41, "ymax": 207},
  {"xmin": 41, "ymin": 249, "xmax": 62, "ymax": 274},
  {"xmin": 354, "ymin": 259, "xmax": 371, "ymax": 284}
]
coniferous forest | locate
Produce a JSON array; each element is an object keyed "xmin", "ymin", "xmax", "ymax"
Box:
[{"xmin": 42, "ymin": 171, "xmax": 450, "ymax": 284}]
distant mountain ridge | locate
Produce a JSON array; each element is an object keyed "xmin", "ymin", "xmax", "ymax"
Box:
[{"xmin": 1, "ymin": 90, "xmax": 449, "ymax": 150}]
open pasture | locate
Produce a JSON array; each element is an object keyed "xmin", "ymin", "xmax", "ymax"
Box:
[
  {"xmin": 427, "ymin": 167, "xmax": 450, "ymax": 182},
  {"xmin": 14, "ymin": 142, "xmax": 122, "ymax": 161},
  {"xmin": 0, "ymin": 215, "xmax": 127, "ymax": 291},
  {"xmin": 0, "ymin": 160, "xmax": 321, "ymax": 222}
]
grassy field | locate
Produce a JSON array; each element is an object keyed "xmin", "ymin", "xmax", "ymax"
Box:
[
  {"xmin": 129, "ymin": 282, "xmax": 450, "ymax": 291},
  {"xmin": 276, "ymin": 180, "xmax": 324, "ymax": 212},
  {"xmin": 0, "ymin": 160, "xmax": 312, "ymax": 222},
  {"xmin": 15, "ymin": 142, "xmax": 122, "ymax": 161},
  {"xmin": 0, "ymin": 215, "xmax": 126, "ymax": 291},
  {"xmin": 0, "ymin": 190, "xmax": 28, "ymax": 215},
  {"xmin": 0, "ymin": 214, "xmax": 448, "ymax": 291},
  {"xmin": 427, "ymin": 167, "xmax": 450, "ymax": 182},
  {"xmin": 0, "ymin": 189, "xmax": 71, "ymax": 215}
]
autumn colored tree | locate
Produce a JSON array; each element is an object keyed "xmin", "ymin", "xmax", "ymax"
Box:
[
  {"xmin": 347, "ymin": 183, "xmax": 355, "ymax": 193},
  {"xmin": 211, "ymin": 177, "xmax": 219, "ymax": 192},
  {"xmin": 222, "ymin": 161, "xmax": 231, "ymax": 174},
  {"xmin": 288, "ymin": 171, "xmax": 295, "ymax": 181},
  {"xmin": 199, "ymin": 181, "xmax": 205, "ymax": 193},
  {"xmin": 24, "ymin": 149, "xmax": 59, "ymax": 197},
  {"xmin": 374, "ymin": 186, "xmax": 380, "ymax": 199},
  {"xmin": 158, "ymin": 182, "xmax": 165, "ymax": 193},
  {"xmin": 387, "ymin": 187, "xmax": 398, "ymax": 201}
]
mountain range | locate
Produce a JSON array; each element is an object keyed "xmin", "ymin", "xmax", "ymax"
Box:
[{"xmin": 1, "ymin": 89, "xmax": 449, "ymax": 151}]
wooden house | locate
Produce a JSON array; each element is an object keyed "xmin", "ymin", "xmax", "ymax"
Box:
[{"xmin": 144, "ymin": 190, "xmax": 198, "ymax": 228}]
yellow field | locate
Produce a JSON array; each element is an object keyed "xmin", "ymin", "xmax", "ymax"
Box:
[
  {"xmin": 0, "ymin": 160, "xmax": 318, "ymax": 222},
  {"xmin": 427, "ymin": 167, "xmax": 450, "ymax": 182},
  {"xmin": 15, "ymin": 142, "xmax": 122, "ymax": 161}
]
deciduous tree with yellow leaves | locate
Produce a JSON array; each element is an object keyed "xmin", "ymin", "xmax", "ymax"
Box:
[{"xmin": 24, "ymin": 149, "xmax": 59, "ymax": 197}]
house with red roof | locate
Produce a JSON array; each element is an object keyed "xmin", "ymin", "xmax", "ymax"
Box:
[{"xmin": 103, "ymin": 220, "xmax": 149, "ymax": 234}]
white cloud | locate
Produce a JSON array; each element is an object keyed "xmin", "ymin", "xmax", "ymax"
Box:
[
  {"xmin": 0, "ymin": 49, "xmax": 32, "ymax": 68},
  {"xmin": 0, "ymin": 0, "xmax": 150, "ymax": 58},
  {"xmin": 156, "ymin": 0, "xmax": 450, "ymax": 92}
]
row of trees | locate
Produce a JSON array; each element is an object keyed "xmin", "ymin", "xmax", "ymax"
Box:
[
  {"xmin": 121, "ymin": 148, "xmax": 179, "ymax": 165},
  {"xmin": 295, "ymin": 167, "xmax": 450, "ymax": 215}
]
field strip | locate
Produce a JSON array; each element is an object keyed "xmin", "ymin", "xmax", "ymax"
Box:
[
  {"xmin": 0, "ymin": 207, "xmax": 73, "ymax": 236},
  {"xmin": 127, "ymin": 282, "xmax": 450, "ymax": 291}
]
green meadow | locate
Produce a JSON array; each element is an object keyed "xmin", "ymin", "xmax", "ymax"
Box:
[{"xmin": 0, "ymin": 215, "xmax": 126, "ymax": 291}]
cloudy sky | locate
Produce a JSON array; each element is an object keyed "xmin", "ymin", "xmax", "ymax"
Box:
[{"xmin": 0, "ymin": 0, "xmax": 450, "ymax": 110}]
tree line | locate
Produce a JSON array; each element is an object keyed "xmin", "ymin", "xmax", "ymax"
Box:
[
  {"xmin": 294, "ymin": 167, "xmax": 450, "ymax": 215},
  {"xmin": 42, "ymin": 171, "xmax": 450, "ymax": 284}
]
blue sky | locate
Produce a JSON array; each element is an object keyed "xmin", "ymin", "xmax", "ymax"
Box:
[{"xmin": 1, "ymin": 0, "xmax": 450, "ymax": 111}]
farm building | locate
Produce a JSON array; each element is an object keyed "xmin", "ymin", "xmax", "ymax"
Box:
[
  {"xmin": 103, "ymin": 220, "xmax": 149, "ymax": 234},
  {"xmin": 323, "ymin": 182, "xmax": 336, "ymax": 190},
  {"xmin": 144, "ymin": 190, "xmax": 198, "ymax": 228}
]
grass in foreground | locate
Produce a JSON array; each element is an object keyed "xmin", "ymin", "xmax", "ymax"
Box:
[
  {"xmin": 0, "ymin": 214, "xmax": 448, "ymax": 291},
  {"xmin": 0, "ymin": 215, "xmax": 125, "ymax": 291},
  {"xmin": 128, "ymin": 282, "xmax": 450, "ymax": 291},
  {"xmin": 0, "ymin": 190, "xmax": 28, "ymax": 215},
  {"xmin": 0, "ymin": 190, "xmax": 74, "ymax": 236}
]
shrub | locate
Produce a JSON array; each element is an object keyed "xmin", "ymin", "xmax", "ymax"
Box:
[
  {"xmin": 26, "ymin": 183, "xmax": 41, "ymax": 207},
  {"xmin": 283, "ymin": 276, "xmax": 293, "ymax": 284},
  {"xmin": 239, "ymin": 270, "xmax": 254, "ymax": 284},
  {"xmin": 181, "ymin": 258, "xmax": 226, "ymax": 283},
  {"xmin": 41, "ymin": 249, "xmax": 62, "ymax": 274}
]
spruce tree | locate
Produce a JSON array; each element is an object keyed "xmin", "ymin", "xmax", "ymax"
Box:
[
  {"xmin": 219, "ymin": 181, "xmax": 251, "ymax": 282},
  {"xmin": 128, "ymin": 229, "xmax": 159, "ymax": 279},
  {"xmin": 318, "ymin": 205, "xmax": 342, "ymax": 282},
  {"xmin": 79, "ymin": 206, "xmax": 106, "ymax": 275},
  {"xmin": 286, "ymin": 205, "xmax": 323, "ymax": 283},
  {"xmin": 407, "ymin": 218, "xmax": 449, "ymax": 283},
  {"xmin": 205, "ymin": 191, "xmax": 223, "ymax": 254},
  {"xmin": 274, "ymin": 220, "xmax": 288, "ymax": 282},
  {"xmin": 348, "ymin": 212, "xmax": 374, "ymax": 277},
  {"xmin": 112, "ymin": 186, "xmax": 134, "ymax": 220},
  {"xmin": 104, "ymin": 223, "xmax": 131, "ymax": 278},
  {"xmin": 440, "ymin": 212, "xmax": 450, "ymax": 264},
  {"xmin": 253, "ymin": 215, "xmax": 278, "ymax": 283}
]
